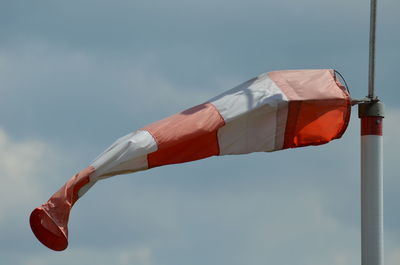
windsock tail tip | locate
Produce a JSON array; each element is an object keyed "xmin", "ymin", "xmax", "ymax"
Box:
[{"xmin": 29, "ymin": 207, "xmax": 68, "ymax": 251}]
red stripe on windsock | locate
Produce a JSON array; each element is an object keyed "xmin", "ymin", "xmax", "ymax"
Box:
[
  {"xmin": 282, "ymin": 100, "xmax": 350, "ymax": 148},
  {"xmin": 30, "ymin": 166, "xmax": 95, "ymax": 251},
  {"xmin": 361, "ymin": 116, "xmax": 383, "ymax": 136},
  {"xmin": 143, "ymin": 103, "xmax": 225, "ymax": 167},
  {"xmin": 268, "ymin": 70, "xmax": 351, "ymax": 148}
]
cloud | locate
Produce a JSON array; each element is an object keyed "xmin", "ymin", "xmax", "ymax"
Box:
[
  {"xmin": 0, "ymin": 41, "xmax": 217, "ymax": 134},
  {"xmin": 64, "ymin": 169, "xmax": 362, "ymax": 265},
  {"xmin": 0, "ymin": 129, "xmax": 47, "ymax": 222},
  {"xmin": 387, "ymin": 247, "xmax": 400, "ymax": 265},
  {"xmin": 0, "ymin": 128, "xmax": 74, "ymax": 255},
  {"xmin": 1, "ymin": 1, "xmax": 399, "ymax": 264},
  {"xmin": 8, "ymin": 244, "xmax": 153, "ymax": 265}
]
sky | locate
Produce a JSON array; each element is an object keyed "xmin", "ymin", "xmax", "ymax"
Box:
[{"xmin": 0, "ymin": 0, "xmax": 399, "ymax": 264}]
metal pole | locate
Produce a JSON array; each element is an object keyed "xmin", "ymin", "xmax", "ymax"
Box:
[
  {"xmin": 368, "ymin": 0, "xmax": 377, "ymax": 99},
  {"xmin": 359, "ymin": 1, "xmax": 384, "ymax": 264}
]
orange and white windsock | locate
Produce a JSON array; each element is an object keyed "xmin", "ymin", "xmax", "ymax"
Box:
[{"xmin": 30, "ymin": 69, "xmax": 351, "ymax": 251}]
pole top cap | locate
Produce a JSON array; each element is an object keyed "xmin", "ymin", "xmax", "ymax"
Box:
[{"xmin": 358, "ymin": 100, "xmax": 384, "ymax": 118}]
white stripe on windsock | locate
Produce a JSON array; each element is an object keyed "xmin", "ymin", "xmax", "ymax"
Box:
[
  {"xmin": 210, "ymin": 73, "xmax": 288, "ymax": 154},
  {"xmin": 90, "ymin": 130, "xmax": 157, "ymax": 180}
]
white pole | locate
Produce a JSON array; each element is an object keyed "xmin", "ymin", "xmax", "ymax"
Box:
[{"xmin": 359, "ymin": 103, "xmax": 384, "ymax": 265}]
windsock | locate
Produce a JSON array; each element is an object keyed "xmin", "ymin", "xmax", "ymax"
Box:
[{"xmin": 30, "ymin": 69, "xmax": 351, "ymax": 251}]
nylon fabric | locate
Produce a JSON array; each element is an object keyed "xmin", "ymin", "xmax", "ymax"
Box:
[
  {"xmin": 30, "ymin": 68, "xmax": 352, "ymax": 252},
  {"xmin": 268, "ymin": 69, "xmax": 351, "ymax": 148},
  {"xmin": 90, "ymin": 130, "xmax": 157, "ymax": 180},
  {"xmin": 143, "ymin": 103, "xmax": 225, "ymax": 167},
  {"xmin": 210, "ymin": 73, "xmax": 289, "ymax": 154},
  {"xmin": 29, "ymin": 166, "xmax": 95, "ymax": 251}
]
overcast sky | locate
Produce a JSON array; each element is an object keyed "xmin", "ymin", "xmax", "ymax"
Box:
[{"xmin": 1, "ymin": 1, "xmax": 399, "ymax": 265}]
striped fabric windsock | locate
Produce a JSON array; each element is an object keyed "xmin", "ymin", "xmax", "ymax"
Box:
[{"xmin": 30, "ymin": 69, "xmax": 351, "ymax": 251}]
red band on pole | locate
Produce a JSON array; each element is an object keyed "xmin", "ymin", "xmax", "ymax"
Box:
[{"xmin": 361, "ymin": 116, "xmax": 383, "ymax": 136}]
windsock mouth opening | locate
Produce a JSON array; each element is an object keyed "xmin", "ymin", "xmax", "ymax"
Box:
[{"xmin": 30, "ymin": 207, "xmax": 68, "ymax": 251}]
